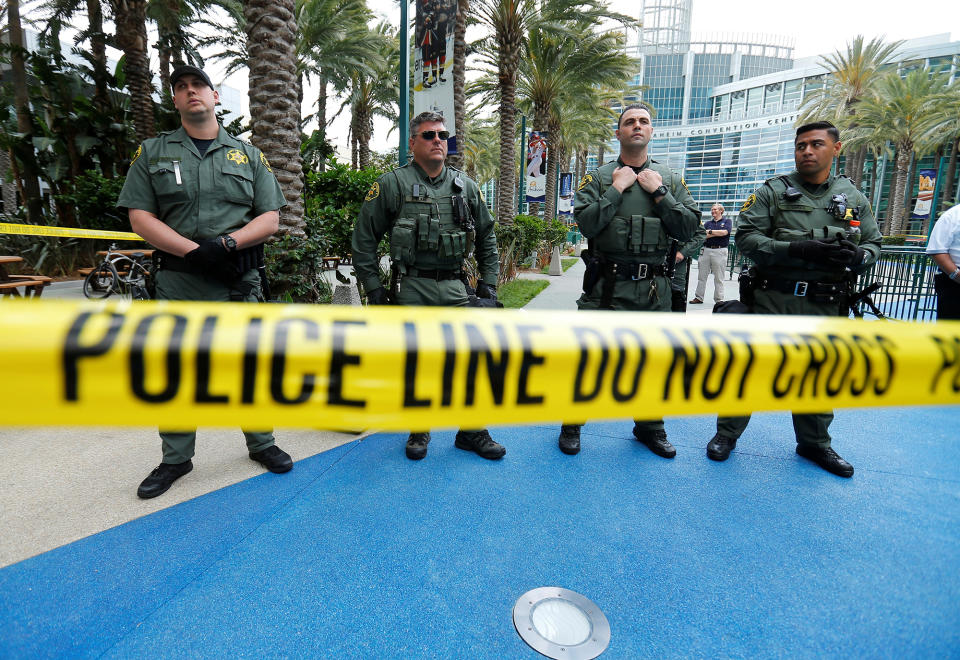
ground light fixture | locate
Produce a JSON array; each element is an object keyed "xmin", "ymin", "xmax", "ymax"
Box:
[{"xmin": 513, "ymin": 587, "xmax": 611, "ymax": 659}]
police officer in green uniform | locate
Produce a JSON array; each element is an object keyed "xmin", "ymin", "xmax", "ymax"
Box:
[
  {"xmin": 705, "ymin": 121, "xmax": 882, "ymax": 477},
  {"xmin": 671, "ymin": 221, "xmax": 707, "ymax": 312},
  {"xmin": 351, "ymin": 111, "xmax": 505, "ymax": 461},
  {"xmin": 558, "ymin": 103, "xmax": 701, "ymax": 456},
  {"xmin": 118, "ymin": 65, "xmax": 294, "ymax": 499}
]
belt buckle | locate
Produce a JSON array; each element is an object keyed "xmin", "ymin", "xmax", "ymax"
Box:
[
  {"xmin": 794, "ymin": 281, "xmax": 809, "ymax": 297},
  {"xmin": 632, "ymin": 263, "xmax": 648, "ymax": 280}
]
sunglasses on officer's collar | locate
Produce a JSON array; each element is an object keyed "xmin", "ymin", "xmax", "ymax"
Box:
[{"xmin": 418, "ymin": 130, "xmax": 450, "ymax": 141}]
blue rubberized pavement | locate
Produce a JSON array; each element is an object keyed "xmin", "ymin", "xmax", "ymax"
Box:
[{"xmin": 2, "ymin": 407, "xmax": 959, "ymax": 658}]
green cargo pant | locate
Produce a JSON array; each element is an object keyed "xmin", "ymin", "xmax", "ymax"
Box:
[
  {"xmin": 155, "ymin": 269, "xmax": 274, "ymax": 464},
  {"xmin": 716, "ymin": 287, "xmax": 839, "ymax": 449},
  {"xmin": 573, "ymin": 274, "xmax": 671, "ymax": 435}
]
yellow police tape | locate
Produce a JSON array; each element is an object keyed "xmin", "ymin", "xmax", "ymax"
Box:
[
  {"xmin": 0, "ymin": 222, "xmax": 143, "ymax": 241},
  {"xmin": 0, "ymin": 299, "xmax": 957, "ymax": 429}
]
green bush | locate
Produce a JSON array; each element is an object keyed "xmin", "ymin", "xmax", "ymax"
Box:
[
  {"xmin": 882, "ymin": 235, "xmax": 907, "ymax": 246},
  {"xmin": 55, "ymin": 171, "xmax": 128, "ymax": 232}
]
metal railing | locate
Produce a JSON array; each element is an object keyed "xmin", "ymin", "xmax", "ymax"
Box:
[{"xmin": 720, "ymin": 244, "xmax": 937, "ymax": 321}]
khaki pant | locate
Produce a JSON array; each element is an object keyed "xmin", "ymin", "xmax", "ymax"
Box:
[{"xmin": 694, "ymin": 247, "xmax": 727, "ymax": 302}]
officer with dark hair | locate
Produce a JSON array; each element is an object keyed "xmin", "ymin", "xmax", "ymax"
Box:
[
  {"xmin": 558, "ymin": 102, "xmax": 701, "ymax": 456},
  {"xmin": 351, "ymin": 111, "xmax": 505, "ymax": 461},
  {"xmin": 705, "ymin": 120, "xmax": 882, "ymax": 477},
  {"xmin": 118, "ymin": 65, "xmax": 293, "ymax": 499}
]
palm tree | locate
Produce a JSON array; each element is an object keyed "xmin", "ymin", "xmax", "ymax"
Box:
[
  {"xmin": 5, "ymin": 0, "xmax": 45, "ymax": 223},
  {"xmin": 244, "ymin": 0, "xmax": 304, "ymax": 235},
  {"xmin": 851, "ymin": 69, "xmax": 954, "ymax": 234},
  {"xmin": 460, "ymin": 111, "xmax": 500, "ymax": 184},
  {"xmin": 798, "ymin": 35, "xmax": 902, "ymax": 187},
  {"xmin": 336, "ymin": 22, "xmax": 399, "ymax": 170},
  {"xmin": 449, "ymin": 0, "xmax": 468, "ymax": 170},
  {"xmin": 516, "ymin": 22, "xmax": 635, "ymax": 219},
  {"xmin": 298, "ymin": 0, "xmax": 381, "ymax": 134},
  {"xmin": 471, "ymin": 0, "xmax": 632, "ymax": 222}
]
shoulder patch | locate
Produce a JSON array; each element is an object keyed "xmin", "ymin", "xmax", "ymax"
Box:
[
  {"xmin": 577, "ymin": 173, "xmax": 593, "ymax": 191},
  {"xmin": 365, "ymin": 181, "xmax": 380, "ymax": 202},
  {"xmin": 680, "ymin": 176, "xmax": 689, "ymax": 192},
  {"xmin": 226, "ymin": 149, "xmax": 249, "ymax": 165},
  {"xmin": 259, "ymin": 151, "xmax": 272, "ymax": 172},
  {"xmin": 740, "ymin": 194, "xmax": 757, "ymax": 212},
  {"xmin": 130, "ymin": 144, "xmax": 142, "ymax": 165}
]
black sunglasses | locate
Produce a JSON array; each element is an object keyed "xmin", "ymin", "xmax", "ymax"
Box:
[{"xmin": 418, "ymin": 130, "xmax": 450, "ymax": 141}]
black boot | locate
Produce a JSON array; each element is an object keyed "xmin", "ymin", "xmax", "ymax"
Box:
[
  {"xmin": 796, "ymin": 444, "xmax": 854, "ymax": 477},
  {"xmin": 558, "ymin": 425, "xmax": 581, "ymax": 455},
  {"xmin": 455, "ymin": 430, "xmax": 506, "ymax": 460},
  {"xmin": 249, "ymin": 445, "xmax": 293, "ymax": 473},
  {"xmin": 137, "ymin": 460, "xmax": 193, "ymax": 499},
  {"xmin": 706, "ymin": 434, "xmax": 737, "ymax": 461},
  {"xmin": 632, "ymin": 425, "xmax": 676, "ymax": 458},
  {"xmin": 406, "ymin": 432, "xmax": 431, "ymax": 460}
]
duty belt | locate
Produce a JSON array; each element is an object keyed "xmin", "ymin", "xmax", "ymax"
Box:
[
  {"xmin": 608, "ymin": 261, "xmax": 667, "ymax": 281},
  {"xmin": 756, "ymin": 275, "xmax": 846, "ymax": 299},
  {"xmin": 404, "ymin": 267, "xmax": 462, "ymax": 280}
]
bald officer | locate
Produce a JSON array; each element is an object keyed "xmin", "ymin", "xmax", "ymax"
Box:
[{"xmin": 118, "ymin": 65, "xmax": 293, "ymax": 499}]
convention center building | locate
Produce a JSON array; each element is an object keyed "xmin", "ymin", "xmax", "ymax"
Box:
[{"xmin": 610, "ymin": 0, "xmax": 960, "ymax": 230}]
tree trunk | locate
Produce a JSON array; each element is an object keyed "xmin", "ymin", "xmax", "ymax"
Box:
[
  {"xmin": 356, "ymin": 105, "xmax": 372, "ymax": 169},
  {"xmin": 1, "ymin": 148, "xmax": 18, "ymax": 215},
  {"xmin": 941, "ymin": 136, "xmax": 959, "ymax": 211},
  {"xmin": 448, "ymin": 0, "xmax": 468, "ymax": 170},
  {"xmin": 868, "ymin": 153, "xmax": 878, "ymax": 204},
  {"xmin": 244, "ymin": 0, "xmax": 304, "ymax": 236},
  {"xmin": 495, "ymin": 28, "xmax": 521, "ymax": 224},
  {"xmin": 904, "ymin": 151, "xmax": 917, "ymax": 225},
  {"xmin": 113, "ymin": 0, "xmax": 156, "ymax": 142},
  {"xmin": 888, "ymin": 144, "xmax": 911, "ymax": 235},
  {"xmin": 543, "ymin": 117, "xmax": 561, "ymax": 221},
  {"xmin": 86, "ymin": 0, "xmax": 110, "ymax": 118},
  {"xmin": 6, "ymin": 0, "xmax": 45, "ymax": 224}
]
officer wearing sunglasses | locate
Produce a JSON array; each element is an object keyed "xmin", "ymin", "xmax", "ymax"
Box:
[{"xmin": 352, "ymin": 111, "xmax": 505, "ymax": 462}]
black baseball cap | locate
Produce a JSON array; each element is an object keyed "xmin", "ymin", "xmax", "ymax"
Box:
[{"xmin": 170, "ymin": 65, "xmax": 214, "ymax": 90}]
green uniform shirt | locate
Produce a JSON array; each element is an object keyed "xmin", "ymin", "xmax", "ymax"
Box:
[
  {"xmin": 352, "ymin": 162, "xmax": 498, "ymax": 295},
  {"xmin": 574, "ymin": 156, "xmax": 701, "ymax": 263},
  {"xmin": 736, "ymin": 170, "xmax": 882, "ymax": 282},
  {"xmin": 117, "ymin": 125, "xmax": 286, "ymax": 240}
]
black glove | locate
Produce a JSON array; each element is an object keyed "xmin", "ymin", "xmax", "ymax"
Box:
[
  {"xmin": 366, "ymin": 287, "xmax": 391, "ymax": 305},
  {"xmin": 475, "ymin": 281, "xmax": 497, "ymax": 300},
  {"xmin": 838, "ymin": 239, "xmax": 866, "ymax": 268},
  {"xmin": 184, "ymin": 239, "xmax": 240, "ymax": 284},
  {"xmin": 787, "ymin": 237, "xmax": 855, "ymax": 266}
]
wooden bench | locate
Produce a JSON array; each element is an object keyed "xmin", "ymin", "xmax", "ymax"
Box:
[
  {"xmin": 322, "ymin": 256, "xmax": 341, "ymax": 270},
  {"xmin": 0, "ymin": 279, "xmax": 48, "ymax": 298}
]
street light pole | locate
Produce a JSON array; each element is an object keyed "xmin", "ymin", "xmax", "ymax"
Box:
[
  {"xmin": 399, "ymin": 0, "xmax": 410, "ymax": 166},
  {"xmin": 517, "ymin": 115, "xmax": 526, "ymax": 214}
]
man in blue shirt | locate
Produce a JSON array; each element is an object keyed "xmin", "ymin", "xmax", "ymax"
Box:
[{"xmin": 689, "ymin": 203, "xmax": 732, "ymax": 305}]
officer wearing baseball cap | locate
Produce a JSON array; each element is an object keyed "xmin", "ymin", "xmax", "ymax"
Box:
[{"xmin": 118, "ymin": 65, "xmax": 293, "ymax": 498}]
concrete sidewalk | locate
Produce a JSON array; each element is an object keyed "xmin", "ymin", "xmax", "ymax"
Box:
[{"xmin": 521, "ymin": 246, "xmax": 739, "ymax": 312}]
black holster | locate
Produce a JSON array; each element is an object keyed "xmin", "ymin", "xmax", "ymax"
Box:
[{"xmin": 739, "ymin": 266, "xmax": 757, "ymax": 308}]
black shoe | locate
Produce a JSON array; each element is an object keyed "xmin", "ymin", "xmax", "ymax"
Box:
[
  {"xmin": 455, "ymin": 430, "xmax": 506, "ymax": 460},
  {"xmin": 137, "ymin": 460, "xmax": 193, "ymax": 499},
  {"xmin": 796, "ymin": 444, "xmax": 854, "ymax": 478},
  {"xmin": 632, "ymin": 426, "xmax": 676, "ymax": 458},
  {"xmin": 558, "ymin": 425, "xmax": 581, "ymax": 455},
  {"xmin": 249, "ymin": 445, "xmax": 293, "ymax": 473},
  {"xmin": 707, "ymin": 434, "xmax": 737, "ymax": 461},
  {"xmin": 406, "ymin": 432, "xmax": 431, "ymax": 460}
]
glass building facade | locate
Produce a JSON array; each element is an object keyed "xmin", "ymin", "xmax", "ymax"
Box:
[{"xmin": 609, "ymin": 1, "xmax": 960, "ymax": 230}]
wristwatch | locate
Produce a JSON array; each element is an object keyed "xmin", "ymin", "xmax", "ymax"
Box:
[
  {"xmin": 219, "ymin": 234, "xmax": 237, "ymax": 252},
  {"xmin": 950, "ymin": 267, "xmax": 960, "ymax": 281},
  {"xmin": 653, "ymin": 185, "xmax": 668, "ymax": 199}
]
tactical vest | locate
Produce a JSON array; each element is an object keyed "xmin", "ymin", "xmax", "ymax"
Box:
[
  {"xmin": 763, "ymin": 174, "xmax": 863, "ymax": 247},
  {"xmin": 388, "ymin": 165, "xmax": 468, "ymax": 271},
  {"xmin": 590, "ymin": 161, "xmax": 674, "ymax": 262}
]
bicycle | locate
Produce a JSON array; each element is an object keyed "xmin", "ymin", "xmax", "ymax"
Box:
[{"xmin": 83, "ymin": 244, "xmax": 153, "ymax": 300}]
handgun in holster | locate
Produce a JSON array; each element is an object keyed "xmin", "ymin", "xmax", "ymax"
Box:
[
  {"xmin": 739, "ymin": 265, "xmax": 758, "ymax": 309},
  {"xmin": 452, "ymin": 194, "xmax": 475, "ymax": 257}
]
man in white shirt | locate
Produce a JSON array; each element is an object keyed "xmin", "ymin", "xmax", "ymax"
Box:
[{"xmin": 925, "ymin": 204, "xmax": 960, "ymax": 320}]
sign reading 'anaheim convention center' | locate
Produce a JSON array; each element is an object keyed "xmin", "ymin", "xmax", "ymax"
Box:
[{"xmin": 658, "ymin": 112, "xmax": 800, "ymax": 139}]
